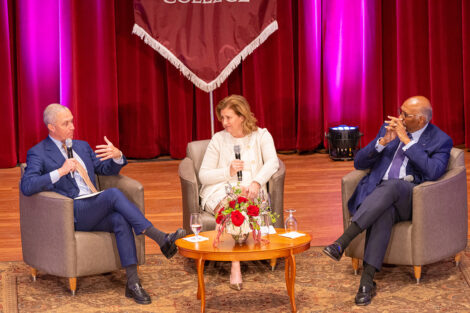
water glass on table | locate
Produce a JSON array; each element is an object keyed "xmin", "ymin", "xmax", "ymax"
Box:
[
  {"xmin": 190, "ymin": 213, "xmax": 202, "ymax": 241},
  {"xmin": 284, "ymin": 208, "xmax": 298, "ymax": 233},
  {"xmin": 261, "ymin": 211, "xmax": 271, "ymax": 236}
]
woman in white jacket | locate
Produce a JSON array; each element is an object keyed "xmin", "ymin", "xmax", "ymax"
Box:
[{"xmin": 199, "ymin": 95, "xmax": 279, "ymax": 290}]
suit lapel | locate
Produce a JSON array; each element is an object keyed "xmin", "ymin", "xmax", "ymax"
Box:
[
  {"xmin": 374, "ymin": 137, "xmax": 399, "ymax": 180},
  {"xmin": 44, "ymin": 136, "xmax": 66, "ymax": 168},
  {"xmin": 404, "ymin": 123, "xmax": 433, "ymax": 177},
  {"xmin": 416, "ymin": 123, "xmax": 433, "ymax": 147},
  {"xmin": 45, "ymin": 137, "xmax": 79, "ymax": 190},
  {"xmin": 387, "ymin": 137, "xmax": 401, "ymax": 155},
  {"xmin": 73, "ymin": 141, "xmax": 97, "ymax": 185}
]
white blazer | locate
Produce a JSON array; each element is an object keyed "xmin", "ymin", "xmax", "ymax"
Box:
[{"xmin": 199, "ymin": 128, "xmax": 279, "ymax": 213}]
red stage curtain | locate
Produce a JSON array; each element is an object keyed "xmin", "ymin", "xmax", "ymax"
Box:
[
  {"xmin": 0, "ymin": 0, "xmax": 469, "ymax": 168},
  {"xmin": 296, "ymin": 0, "xmax": 323, "ymax": 150},
  {"xmin": 462, "ymin": 0, "xmax": 470, "ymax": 147},
  {"xmin": 383, "ymin": 0, "xmax": 466, "ymax": 144},
  {"xmin": 0, "ymin": 0, "xmax": 16, "ymax": 167},
  {"xmin": 322, "ymin": 0, "xmax": 383, "ymax": 146},
  {"xmin": 60, "ymin": 0, "xmax": 120, "ymax": 150}
]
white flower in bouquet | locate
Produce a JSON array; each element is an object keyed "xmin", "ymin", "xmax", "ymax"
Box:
[{"xmin": 226, "ymin": 211, "xmax": 251, "ymax": 236}]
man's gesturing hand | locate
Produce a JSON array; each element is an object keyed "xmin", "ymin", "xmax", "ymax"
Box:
[{"xmin": 95, "ymin": 136, "xmax": 122, "ymax": 161}]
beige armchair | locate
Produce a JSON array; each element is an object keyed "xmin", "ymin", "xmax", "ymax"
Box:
[
  {"xmin": 341, "ymin": 147, "xmax": 468, "ymax": 283},
  {"xmin": 19, "ymin": 164, "xmax": 145, "ymax": 295},
  {"xmin": 178, "ymin": 139, "xmax": 286, "ymax": 233}
]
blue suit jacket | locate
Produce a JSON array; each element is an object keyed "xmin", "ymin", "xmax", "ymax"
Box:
[
  {"xmin": 347, "ymin": 123, "xmax": 453, "ymax": 215},
  {"xmin": 21, "ymin": 136, "xmax": 127, "ymax": 198}
]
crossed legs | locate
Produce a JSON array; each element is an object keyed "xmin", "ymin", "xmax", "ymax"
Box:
[
  {"xmin": 74, "ymin": 188, "xmax": 186, "ymax": 304},
  {"xmin": 323, "ymin": 179, "xmax": 414, "ymax": 305}
]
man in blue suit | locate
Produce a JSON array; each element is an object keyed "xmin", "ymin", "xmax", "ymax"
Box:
[
  {"xmin": 323, "ymin": 96, "xmax": 453, "ymax": 305},
  {"xmin": 20, "ymin": 103, "xmax": 186, "ymax": 305}
]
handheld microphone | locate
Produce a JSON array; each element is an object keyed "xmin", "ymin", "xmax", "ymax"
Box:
[
  {"xmin": 234, "ymin": 145, "xmax": 242, "ymax": 182},
  {"xmin": 65, "ymin": 138, "xmax": 74, "ymax": 179}
]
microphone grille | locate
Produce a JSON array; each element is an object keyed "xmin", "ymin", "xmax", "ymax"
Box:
[
  {"xmin": 65, "ymin": 138, "xmax": 73, "ymax": 148},
  {"xmin": 234, "ymin": 145, "xmax": 240, "ymax": 153}
]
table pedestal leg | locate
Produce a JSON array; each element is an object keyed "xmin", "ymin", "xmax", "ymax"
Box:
[
  {"xmin": 196, "ymin": 258, "xmax": 206, "ymax": 313},
  {"xmin": 285, "ymin": 252, "xmax": 297, "ymax": 312}
]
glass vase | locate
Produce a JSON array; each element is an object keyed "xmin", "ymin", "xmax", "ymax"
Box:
[{"xmin": 231, "ymin": 232, "xmax": 249, "ymax": 245}]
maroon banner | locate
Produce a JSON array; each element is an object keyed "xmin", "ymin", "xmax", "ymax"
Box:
[{"xmin": 133, "ymin": 0, "xmax": 277, "ymax": 92}]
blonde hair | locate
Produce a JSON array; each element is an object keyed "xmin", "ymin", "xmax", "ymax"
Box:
[{"xmin": 216, "ymin": 95, "xmax": 258, "ymax": 135}]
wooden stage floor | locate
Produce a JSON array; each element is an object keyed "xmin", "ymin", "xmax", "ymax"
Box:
[{"xmin": 1, "ymin": 152, "xmax": 469, "ymax": 262}]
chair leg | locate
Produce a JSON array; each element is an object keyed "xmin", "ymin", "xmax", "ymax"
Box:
[
  {"xmin": 270, "ymin": 258, "xmax": 277, "ymax": 271},
  {"xmin": 455, "ymin": 252, "xmax": 463, "ymax": 266},
  {"xmin": 413, "ymin": 266, "xmax": 421, "ymax": 284},
  {"xmin": 69, "ymin": 278, "xmax": 77, "ymax": 296},
  {"xmin": 352, "ymin": 258, "xmax": 359, "ymax": 275},
  {"xmin": 30, "ymin": 267, "xmax": 37, "ymax": 281}
]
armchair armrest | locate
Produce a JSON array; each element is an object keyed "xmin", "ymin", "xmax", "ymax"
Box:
[
  {"xmin": 411, "ymin": 166, "xmax": 468, "ymax": 263},
  {"xmin": 268, "ymin": 158, "xmax": 286, "ymax": 228},
  {"xmin": 97, "ymin": 175, "xmax": 144, "ymax": 214},
  {"xmin": 341, "ymin": 169, "xmax": 368, "ymax": 228},
  {"xmin": 178, "ymin": 157, "xmax": 200, "ymax": 231},
  {"xmin": 19, "ymin": 190, "xmax": 77, "ymax": 276}
]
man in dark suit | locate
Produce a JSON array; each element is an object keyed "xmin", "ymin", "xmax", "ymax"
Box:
[
  {"xmin": 20, "ymin": 103, "xmax": 186, "ymax": 305},
  {"xmin": 323, "ymin": 96, "xmax": 453, "ymax": 305}
]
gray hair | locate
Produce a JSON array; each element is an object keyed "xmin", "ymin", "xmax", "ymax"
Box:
[
  {"xmin": 43, "ymin": 103, "xmax": 69, "ymax": 126},
  {"xmin": 420, "ymin": 106, "xmax": 432, "ymax": 122}
]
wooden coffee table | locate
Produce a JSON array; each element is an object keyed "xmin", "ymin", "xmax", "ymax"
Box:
[{"xmin": 175, "ymin": 229, "xmax": 311, "ymax": 313}]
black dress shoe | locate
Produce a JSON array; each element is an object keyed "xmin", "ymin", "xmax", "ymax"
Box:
[
  {"xmin": 322, "ymin": 242, "xmax": 343, "ymax": 262},
  {"xmin": 355, "ymin": 282, "xmax": 377, "ymax": 306},
  {"xmin": 125, "ymin": 282, "xmax": 151, "ymax": 305},
  {"xmin": 161, "ymin": 228, "xmax": 187, "ymax": 259}
]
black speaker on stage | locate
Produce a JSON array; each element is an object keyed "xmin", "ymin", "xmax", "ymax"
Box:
[{"xmin": 325, "ymin": 125, "xmax": 362, "ymax": 161}]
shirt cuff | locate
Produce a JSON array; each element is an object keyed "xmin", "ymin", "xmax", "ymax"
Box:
[
  {"xmin": 113, "ymin": 151, "xmax": 124, "ymax": 164},
  {"xmin": 375, "ymin": 138, "xmax": 385, "ymax": 152},
  {"xmin": 50, "ymin": 170, "xmax": 60, "ymax": 184},
  {"xmin": 402, "ymin": 140, "xmax": 416, "ymax": 151}
]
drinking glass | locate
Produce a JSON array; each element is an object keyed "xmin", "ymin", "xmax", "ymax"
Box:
[
  {"xmin": 284, "ymin": 209, "xmax": 298, "ymax": 233},
  {"xmin": 261, "ymin": 211, "xmax": 271, "ymax": 235},
  {"xmin": 190, "ymin": 213, "xmax": 202, "ymax": 241}
]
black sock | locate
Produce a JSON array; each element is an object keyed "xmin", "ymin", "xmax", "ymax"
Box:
[
  {"xmin": 144, "ymin": 226, "xmax": 167, "ymax": 247},
  {"xmin": 360, "ymin": 263, "xmax": 377, "ymax": 288},
  {"xmin": 126, "ymin": 264, "xmax": 140, "ymax": 286},
  {"xmin": 336, "ymin": 222, "xmax": 362, "ymax": 251}
]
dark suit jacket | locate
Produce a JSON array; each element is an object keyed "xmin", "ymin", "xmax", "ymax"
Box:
[
  {"xmin": 21, "ymin": 136, "xmax": 127, "ymax": 198},
  {"xmin": 347, "ymin": 123, "xmax": 453, "ymax": 215}
]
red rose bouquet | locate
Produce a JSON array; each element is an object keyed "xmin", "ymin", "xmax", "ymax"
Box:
[{"xmin": 213, "ymin": 184, "xmax": 277, "ymax": 247}]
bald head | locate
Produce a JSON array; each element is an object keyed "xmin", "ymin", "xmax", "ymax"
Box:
[
  {"xmin": 399, "ymin": 96, "xmax": 432, "ymax": 133},
  {"xmin": 403, "ymin": 96, "xmax": 432, "ymax": 122}
]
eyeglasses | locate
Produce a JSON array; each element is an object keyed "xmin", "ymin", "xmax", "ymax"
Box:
[{"xmin": 399, "ymin": 109, "xmax": 420, "ymax": 119}]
